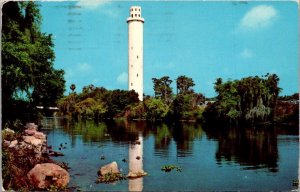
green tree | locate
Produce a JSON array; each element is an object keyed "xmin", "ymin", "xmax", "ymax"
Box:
[
  {"xmin": 204, "ymin": 74, "xmax": 281, "ymax": 124},
  {"xmin": 31, "ymin": 69, "xmax": 65, "ymax": 107},
  {"xmin": 2, "ymin": 2, "xmax": 65, "ymax": 124},
  {"xmin": 74, "ymin": 98, "xmax": 107, "ymax": 119},
  {"xmin": 172, "ymin": 75, "xmax": 204, "ymax": 120},
  {"xmin": 152, "ymin": 76, "xmax": 173, "ymax": 104},
  {"xmin": 176, "ymin": 75, "xmax": 195, "ymax": 95},
  {"xmin": 172, "ymin": 94, "xmax": 194, "ymax": 120},
  {"xmin": 144, "ymin": 98, "xmax": 169, "ymax": 120},
  {"xmin": 57, "ymin": 93, "xmax": 78, "ymax": 116},
  {"xmin": 105, "ymin": 89, "xmax": 139, "ymax": 117},
  {"xmin": 214, "ymin": 79, "xmax": 241, "ymax": 121}
]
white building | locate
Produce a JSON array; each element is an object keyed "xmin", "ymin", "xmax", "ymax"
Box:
[{"xmin": 127, "ymin": 6, "xmax": 144, "ymax": 101}]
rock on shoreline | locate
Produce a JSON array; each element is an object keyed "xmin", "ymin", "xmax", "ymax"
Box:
[
  {"xmin": 2, "ymin": 122, "xmax": 70, "ymax": 190},
  {"xmin": 27, "ymin": 163, "xmax": 70, "ymax": 189}
]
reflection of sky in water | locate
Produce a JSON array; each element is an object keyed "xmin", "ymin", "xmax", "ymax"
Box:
[{"xmin": 44, "ymin": 120, "xmax": 299, "ymax": 191}]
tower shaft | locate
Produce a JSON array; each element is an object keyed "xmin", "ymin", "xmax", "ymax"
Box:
[{"xmin": 127, "ymin": 6, "xmax": 144, "ymax": 101}]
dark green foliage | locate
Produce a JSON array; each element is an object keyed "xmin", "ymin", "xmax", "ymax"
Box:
[
  {"xmin": 59, "ymin": 74, "xmax": 205, "ymax": 121},
  {"xmin": 74, "ymin": 98, "xmax": 107, "ymax": 119},
  {"xmin": 106, "ymin": 89, "xmax": 139, "ymax": 117},
  {"xmin": 172, "ymin": 94, "xmax": 194, "ymax": 119},
  {"xmin": 144, "ymin": 98, "xmax": 169, "ymax": 120},
  {"xmin": 203, "ymin": 74, "xmax": 281, "ymax": 124},
  {"xmin": 129, "ymin": 102, "xmax": 147, "ymax": 120},
  {"xmin": 31, "ymin": 69, "xmax": 65, "ymax": 107},
  {"xmin": 176, "ymin": 75, "xmax": 195, "ymax": 94},
  {"xmin": 2, "ymin": 2, "xmax": 65, "ymax": 126},
  {"xmin": 58, "ymin": 86, "xmax": 139, "ymax": 119},
  {"xmin": 172, "ymin": 75, "xmax": 205, "ymax": 120},
  {"xmin": 96, "ymin": 172, "xmax": 127, "ymax": 184},
  {"xmin": 161, "ymin": 165, "xmax": 182, "ymax": 172},
  {"xmin": 57, "ymin": 93, "xmax": 78, "ymax": 117},
  {"xmin": 152, "ymin": 76, "xmax": 173, "ymax": 104},
  {"xmin": 129, "ymin": 75, "xmax": 205, "ymax": 121}
]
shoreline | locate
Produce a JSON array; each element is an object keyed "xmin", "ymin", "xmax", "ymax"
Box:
[{"xmin": 2, "ymin": 123, "xmax": 70, "ymax": 191}]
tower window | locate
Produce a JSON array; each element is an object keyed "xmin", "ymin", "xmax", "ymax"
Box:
[
  {"xmin": 138, "ymin": 14, "xmax": 140, "ymax": 17},
  {"xmin": 137, "ymin": 55, "xmax": 139, "ymax": 59},
  {"xmin": 131, "ymin": 46, "xmax": 133, "ymax": 50},
  {"xmin": 131, "ymin": 8, "xmax": 133, "ymax": 11},
  {"xmin": 131, "ymin": 14, "xmax": 133, "ymax": 17},
  {"xmin": 135, "ymin": 8, "xmax": 137, "ymax": 11},
  {"xmin": 135, "ymin": 14, "xmax": 137, "ymax": 17},
  {"xmin": 131, "ymin": 83, "xmax": 133, "ymax": 86},
  {"xmin": 139, "ymin": 9, "xmax": 140, "ymax": 11},
  {"xmin": 131, "ymin": 65, "xmax": 133, "ymax": 67},
  {"xmin": 137, "ymin": 73, "xmax": 138, "ymax": 77}
]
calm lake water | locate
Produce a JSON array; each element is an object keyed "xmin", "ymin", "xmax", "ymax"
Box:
[{"xmin": 43, "ymin": 118, "xmax": 299, "ymax": 191}]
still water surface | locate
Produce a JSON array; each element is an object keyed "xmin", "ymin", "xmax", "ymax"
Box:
[{"xmin": 43, "ymin": 119, "xmax": 299, "ymax": 191}]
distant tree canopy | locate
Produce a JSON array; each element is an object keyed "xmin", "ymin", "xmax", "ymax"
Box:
[
  {"xmin": 2, "ymin": 2, "xmax": 65, "ymax": 125},
  {"xmin": 62, "ymin": 75, "xmax": 206, "ymax": 121},
  {"xmin": 203, "ymin": 74, "xmax": 281, "ymax": 124},
  {"xmin": 130, "ymin": 75, "xmax": 205, "ymax": 121},
  {"xmin": 58, "ymin": 85, "xmax": 139, "ymax": 119}
]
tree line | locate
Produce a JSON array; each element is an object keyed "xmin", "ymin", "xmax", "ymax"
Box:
[
  {"xmin": 58, "ymin": 75, "xmax": 206, "ymax": 121},
  {"xmin": 58, "ymin": 73, "xmax": 296, "ymax": 126}
]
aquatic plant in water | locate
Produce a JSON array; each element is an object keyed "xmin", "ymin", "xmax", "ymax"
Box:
[
  {"xmin": 47, "ymin": 184, "xmax": 66, "ymax": 192},
  {"xmin": 161, "ymin": 165, "xmax": 182, "ymax": 172},
  {"xmin": 96, "ymin": 172, "xmax": 127, "ymax": 184}
]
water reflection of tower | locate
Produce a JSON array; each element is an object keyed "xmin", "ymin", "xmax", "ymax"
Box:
[{"xmin": 128, "ymin": 134, "xmax": 147, "ymax": 191}]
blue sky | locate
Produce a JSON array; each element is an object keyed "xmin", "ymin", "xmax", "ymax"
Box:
[{"xmin": 40, "ymin": 1, "xmax": 298, "ymax": 97}]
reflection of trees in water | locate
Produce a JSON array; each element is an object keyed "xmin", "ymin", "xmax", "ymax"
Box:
[
  {"xmin": 172, "ymin": 123, "xmax": 196, "ymax": 157},
  {"xmin": 154, "ymin": 123, "xmax": 203, "ymax": 157},
  {"xmin": 204, "ymin": 125, "xmax": 279, "ymax": 172},
  {"xmin": 61, "ymin": 119, "xmax": 109, "ymax": 147},
  {"xmin": 153, "ymin": 124, "xmax": 172, "ymax": 157},
  {"xmin": 60, "ymin": 119, "xmax": 153, "ymax": 145},
  {"xmin": 60, "ymin": 119, "xmax": 204, "ymax": 158}
]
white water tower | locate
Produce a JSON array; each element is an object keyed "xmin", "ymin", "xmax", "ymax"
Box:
[{"xmin": 127, "ymin": 6, "xmax": 144, "ymax": 101}]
